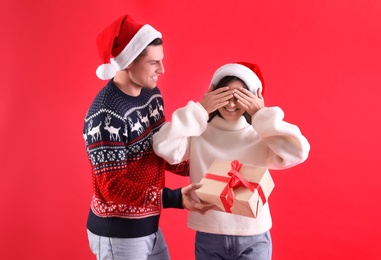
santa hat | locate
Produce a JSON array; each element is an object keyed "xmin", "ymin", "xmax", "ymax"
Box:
[
  {"xmin": 210, "ymin": 62, "xmax": 265, "ymax": 96},
  {"xmin": 95, "ymin": 14, "xmax": 162, "ymax": 80}
]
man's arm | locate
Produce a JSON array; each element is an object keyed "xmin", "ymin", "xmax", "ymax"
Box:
[{"xmin": 162, "ymin": 184, "xmax": 213, "ymax": 214}]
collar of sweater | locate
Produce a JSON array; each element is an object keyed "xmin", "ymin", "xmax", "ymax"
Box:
[{"xmin": 209, "ymin": 115, "xmax": 250, "ymax": 131}]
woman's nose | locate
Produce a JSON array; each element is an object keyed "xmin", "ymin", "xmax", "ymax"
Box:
[{"xmin": 227, "ymin": 97, "xmax": 238, "ymax": 106}]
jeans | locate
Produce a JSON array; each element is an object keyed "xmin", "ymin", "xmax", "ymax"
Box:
[
  {"xmin": 87, "ymin": 228, "xmax": 170, "ymax": 260},
  {"xmin": 195, "ymin": 231, "xmax": 272, "ymax": 260}
]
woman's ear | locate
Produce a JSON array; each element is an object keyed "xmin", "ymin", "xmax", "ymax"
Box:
[{"xmin": 207, "ymin": 84, "xmax": 215, "ymax": 93}]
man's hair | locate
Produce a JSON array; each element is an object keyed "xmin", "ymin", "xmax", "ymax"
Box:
[
  {"xmin": 208, "ymin": 76, "xmax": 252, "ymax": 124},
  {"xmin": 133, "ymin": 38, "xmax": 163, "ymax": 63}
]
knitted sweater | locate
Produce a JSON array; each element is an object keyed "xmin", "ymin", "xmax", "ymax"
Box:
[
  {"xmin": 83, "ymin": 80, "xmax": 188, "ymax": 238},
  {"xmin": 153, "ymin": 101, "xmax": 310, "ymax": 236}
]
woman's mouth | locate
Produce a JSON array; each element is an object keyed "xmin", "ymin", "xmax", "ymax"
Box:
[{"xmin": 225, "ymin": 107, "xmax": 237, "ymax": 112}]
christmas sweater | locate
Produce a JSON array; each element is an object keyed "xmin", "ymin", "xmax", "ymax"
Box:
[
  {"xmin": 153, "ymin": 101, "xmax": 310, "ymax": 236},
  {"xmin": 83, "ymin": 80, "xmax": 188, "ymax": 238}
]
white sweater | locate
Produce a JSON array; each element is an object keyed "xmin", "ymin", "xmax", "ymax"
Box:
[{"xmin": 153, "ymin": 101, "xmax": 310, "ymax": 235}]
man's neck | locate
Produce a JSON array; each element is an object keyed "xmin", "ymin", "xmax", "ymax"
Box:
[{"xmin": 113, "ymin": 71, "xmax": 142, "ymax": 97}]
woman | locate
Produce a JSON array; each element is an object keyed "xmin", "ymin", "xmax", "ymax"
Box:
[{"xmin": 153, "ymin": 62, "xmax": 310, "ymax": 259}]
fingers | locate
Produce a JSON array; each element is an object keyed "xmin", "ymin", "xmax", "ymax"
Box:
[
  {"xmin": 213, "ymin": 87, "xmax": 234, "ymax": 105},
  {"xmin": 182, "ymin": 183, "xmax": 201, "ymax": 194},
  {"xmin": 212, "ymin": 87, "xmax": 233, "ymax": 102},
  {"xmin": 233, "ymin": 88, "xmax": 265, "ymax": 116},
  {"xmin": 189, "ymin": 199, "xmax": 214, "ymax": 214},
  {"xmin": 212, "ymin": 86, "xmax": 230, "ymax": 94},
  {"xmin": 233, "ymin": 88, "xmax": 253, "ymax": 108},
  {"xmin": 234, "ymin": 88, "xmax": 255, "ymax": 98},
  {"xmin": 200, "ymin": 87, "xmax": 233, "ymax": 113},
  {"xmin": 234, "ymin": 88, "xmax": 263, "ymax": 103},
  {"xmin": 194, "ymin": 202, "xmax": 214, "ymax": 214},
  {"xmin": 182, "ymin": 183, "xmax": 213, "ymax": 214}
]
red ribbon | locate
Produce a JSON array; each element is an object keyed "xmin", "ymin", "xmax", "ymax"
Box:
[{"xmin": 204, "ymin": 160, "xmax": 266, "ymax": 213}]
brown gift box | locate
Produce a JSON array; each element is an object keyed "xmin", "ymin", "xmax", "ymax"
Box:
[{"xmin": 195, "ymin": 159, "xmax": 275, "ymax": 218}]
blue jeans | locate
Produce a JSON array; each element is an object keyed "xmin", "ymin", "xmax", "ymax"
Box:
[
  {"xmin": 195, "ymin": 231, "xmax": 272, "ymax": 260},
  {"xmin": 87, "ymin": 229, "xmax": 170, "ymax": 260}
]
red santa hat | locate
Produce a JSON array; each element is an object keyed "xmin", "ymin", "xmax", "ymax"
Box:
[
  {"xmin": 210, "ymin": 62, "xmax": 265, "ymax": 96},
  {"xmin": 95, "ymin": 14, "xmax": 162, "ymax": 80}
]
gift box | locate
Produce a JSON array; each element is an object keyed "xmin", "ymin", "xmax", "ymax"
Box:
[{"xmin": 195, "ymin": 159, "xmax": 275, "ymax": 218}]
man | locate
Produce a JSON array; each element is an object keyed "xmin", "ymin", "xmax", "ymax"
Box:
[{"xmin": 83, "ymin": 14, "xmax": 210, "ymax": 259}]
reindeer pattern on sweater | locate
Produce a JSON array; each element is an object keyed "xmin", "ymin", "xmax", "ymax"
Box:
[{"xmin": 83, "ymin": 80, "xmax": 167, "ymax": 219}]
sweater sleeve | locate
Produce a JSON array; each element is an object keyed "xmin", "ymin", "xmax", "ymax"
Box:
[
  {"xmin": 162, "ymin": 187, "xmax": 183, "ymax": 208},
  {"xmin": 85, "ymin": 110, "xmax": 158, "ymax": 205},
  {"xmin": 252, "ymin": 106, "xmax": 310, "ymax": 169},
  {"xmin": 165, "ymin": 161, "xmax": 190, "ymax": 176},
  {"xmin": 153, "ymin": 101, "xmax": 208, "ymax": 164}
]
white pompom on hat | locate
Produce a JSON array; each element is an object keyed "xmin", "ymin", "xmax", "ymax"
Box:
[
  {"xmin": 95, "ymin": 14, "xmax": 162, "ymax": 80},
  {"xmin": 210, "ymin": 62, "xmax": 265, "ymax": 96}
]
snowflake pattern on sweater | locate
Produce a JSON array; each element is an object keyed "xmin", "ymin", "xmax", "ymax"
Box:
[{"xmin": 83, "ymin": 80, "xmax": 167, "ymax": 219}]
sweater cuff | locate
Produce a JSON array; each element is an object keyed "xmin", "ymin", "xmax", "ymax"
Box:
[
  {"xmin": 194, "ymin": 101, "xmax": 209, "ymax": 120},
  {"xmin": 162, "ymin": 187, "xmax": 183, "ymax": 209}
]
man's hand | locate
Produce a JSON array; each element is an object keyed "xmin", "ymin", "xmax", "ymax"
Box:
[{"xmin": 181, "ymin": 183, "xmax": 213, "ymax": 214}]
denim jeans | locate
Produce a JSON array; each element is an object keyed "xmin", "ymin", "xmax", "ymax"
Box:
[
  {"xmin": 195, "ymin": 231, "xmax": 272, "ymax": 260},
  {"xmin": 87, "ymin": 228, "xmax": 170, "ymax": 260}
]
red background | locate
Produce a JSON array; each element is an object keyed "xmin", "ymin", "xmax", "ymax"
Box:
[{"xmin": 1, "ymin": 0, "xmax": 380, "ymax": 259}]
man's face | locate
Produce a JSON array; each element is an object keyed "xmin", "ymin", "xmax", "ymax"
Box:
[{"xmin": 128, "ymin": 45, "xmax": 165, "ymax": 89}]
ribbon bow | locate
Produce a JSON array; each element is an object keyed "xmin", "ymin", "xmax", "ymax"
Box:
[{"xmin": 204, "ymin": 160, "xmax": 266, "ymax": 213}]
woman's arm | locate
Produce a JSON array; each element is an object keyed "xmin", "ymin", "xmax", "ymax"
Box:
[
  {"xmin": 252, "ymin": 106, "xmax": 311, "ymax": 169},
  {"xmin": 153, "ymin": 101, "xmax": 208, "ymax": 164}
]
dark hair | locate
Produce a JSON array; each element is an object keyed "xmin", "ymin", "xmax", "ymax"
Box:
[
  {"xmin": 133, "ymin": 38, "xmax": 163, "ymax": 62},
  {"xmin": 208, "ymin": 76, "xmax": 252, "ymax": 124}
]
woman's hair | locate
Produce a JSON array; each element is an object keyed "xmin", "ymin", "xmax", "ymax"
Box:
[{"xmin": 208, "ymin": 76, "xmax": 252, "ymax": 124}]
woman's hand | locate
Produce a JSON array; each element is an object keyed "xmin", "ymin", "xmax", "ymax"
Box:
[
  {"xmin": 199, "ymin": 85, "xmax": 233, "ymax": 114},
  {"xmin": 234, "ymin": 88, "xmax": 264, "ymax": 116}
]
